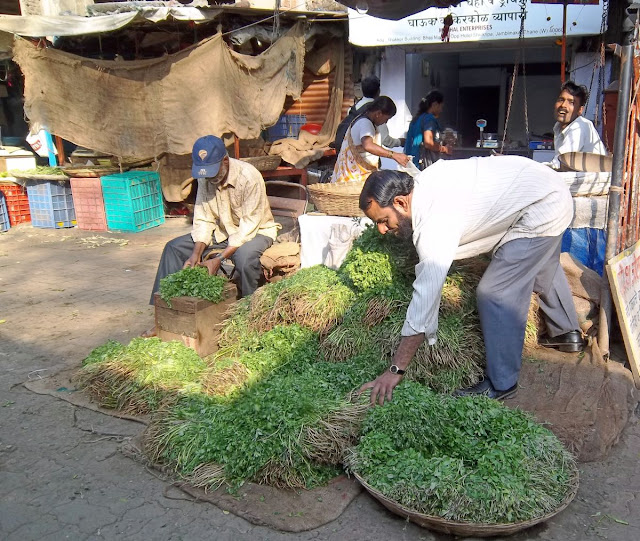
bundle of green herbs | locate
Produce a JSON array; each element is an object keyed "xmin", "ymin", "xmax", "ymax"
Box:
[
  {"xmin": 144, "ymin": 345, "xmax": 387, "ymax": 490},
  {"xmin": 159, "ymin": 266, "xmax": 226, "ymax": 307},
  {"xmin": 347, "ymin": 381, "xmax": 577, "ymax": 524},
  {"xmin": 338, "ymin": 225, "xmax": 418, "ymax": 291},
  {"xmin": 321, "ymin": 267, "xmax": 485, "ymax": 392},
  {"xmin": 75, "ymin": 338, "xmax": 207, "ymax": 414},
  {"xmin": 222, "ymin": 265, "xmax": 355, "ymax": 335}
]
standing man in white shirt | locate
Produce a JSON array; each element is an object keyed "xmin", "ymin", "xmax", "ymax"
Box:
[
  {"xmin": 357, "ymin": 156, "xmax": 585, "ymax": 404},
  {"xmin": 549, "ymin": 81, "xmax": 608, "ymax": 170}
]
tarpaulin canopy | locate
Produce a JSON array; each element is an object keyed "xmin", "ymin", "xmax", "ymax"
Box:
[
  {"xmin": 13, "ymin": 22, "xmax": 306, "ymax": 158},
  {"xmin": 337, "ymin": 0, "xmax": 462, "ymax": 20},
  {"xmin": 0, "ymin": 8, "xmax": 221, "ymax": 38}
]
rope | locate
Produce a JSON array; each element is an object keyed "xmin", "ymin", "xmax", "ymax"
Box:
[{"xmin": 501, "ymin": 0, "xmax": 527, "ymax": 152}]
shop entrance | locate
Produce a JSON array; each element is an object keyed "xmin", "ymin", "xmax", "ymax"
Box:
[{"xmin": 457, "ymin": 86, "xmax": 500, "ymax": 148}]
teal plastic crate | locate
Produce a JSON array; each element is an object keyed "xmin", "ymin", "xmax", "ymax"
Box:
[
  {"xmin": 101, "ymin": 171, "xmax": 164, "ymax": 232},
  {"xmin": 26, "ymin": 181, "xmax": 76, "ymax": 228},
  {"xmin": 0, "ymin": 191, "xmax": 9, "ymax": 232}
]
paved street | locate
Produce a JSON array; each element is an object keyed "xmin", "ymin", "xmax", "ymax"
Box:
[{"xmin": 1, "ymin": 221, "xmax": 638, "ymax": 541}]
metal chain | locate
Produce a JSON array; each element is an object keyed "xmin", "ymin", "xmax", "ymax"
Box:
[{"xmin": 501, "ymin": 0, "xmax": 527, "ymax": 151}]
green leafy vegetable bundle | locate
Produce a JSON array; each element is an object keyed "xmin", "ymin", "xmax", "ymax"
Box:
[
  {"xmin": 145, "ymin": 349, "xmax": 386, "ymax": 490},
  {"xmin": 338, "ymin": 226, "xmax": 418, "ymax": 291},
  {"xmin": 159, "ymin": 266, "xmax": 226, "ymax": 307},
  {"xmin": 75, "ymin": 338, "xmax": 207, "ymax": 414},
  {"xmin": 347, "ymin": 381, "xmax": 577, "ymax": 524},
  {"xmin": 322, "ymin": 266, "xmax": 485, "ymax": 393},
  {"xmin": 222, "ymin": 265, "xmax": 355, "ymax": 337}
]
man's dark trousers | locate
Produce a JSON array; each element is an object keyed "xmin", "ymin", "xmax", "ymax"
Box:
[
  {"xmin": 476, "ymin": 235, "xmax": 580, "ymax": 391},
  {"xmin": 150, "ymin": 233, "xmax": 273, "ymax": 303}
]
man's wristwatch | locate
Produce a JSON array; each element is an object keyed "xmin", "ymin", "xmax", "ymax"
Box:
[
  {"xmin": 389, "ymin": 365, "xmax": 405, "ymax": 375},
  {"xmin": 388, "ymin": 150, "xmax": 393, "ymax": 158}
]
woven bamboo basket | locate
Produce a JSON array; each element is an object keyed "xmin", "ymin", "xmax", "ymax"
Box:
[
  {"xmin": 62, "ymin": 166, "xmax": 123, "ymax": 178},
  {"xmin": 353, "ymin": 467, "xmax": 579, "ymax": 537},
  {"xmin": 11, "ymin": 172, "xmax": 69, "ymax": 181},
  {"xmin": 307, "ymin": 181, "xmax": 365, "ymax": 217},
  {"xmin": 240, "ymin": 155, "xmax": 281, "ymax": 172}
]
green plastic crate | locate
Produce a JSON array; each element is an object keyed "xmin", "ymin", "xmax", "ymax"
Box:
[{"xmin": 100, "ymin": 171, "xmax": 164, "ymax": 232}]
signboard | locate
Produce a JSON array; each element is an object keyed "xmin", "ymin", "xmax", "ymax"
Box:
[
  {"xmin": 606, "ymin": 240, "xmax": 640, "ymax": 388},
  {"xmin": 531, "ymin": 1, "xmax": 599, "ymax": 4},
  {"xmin": 348, "ymin": 0, "xmax": 605, "ymax": 46}
]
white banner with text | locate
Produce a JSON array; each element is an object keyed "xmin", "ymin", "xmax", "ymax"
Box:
[{"xmin": 348, "ymin": 0, "xmax": 605, "ymax": 47}]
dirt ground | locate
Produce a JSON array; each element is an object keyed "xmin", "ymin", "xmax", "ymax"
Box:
[{"xmin": 1, "ymin": 221, "xmax": 638, "ymax": 541}]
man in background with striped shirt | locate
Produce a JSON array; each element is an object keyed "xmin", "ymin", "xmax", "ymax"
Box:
[{"xmin": 358, "ymin": 156, "xmax": 585, "ymax": 404}]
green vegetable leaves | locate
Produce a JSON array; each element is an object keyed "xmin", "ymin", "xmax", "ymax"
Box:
[
  {"xmin": 159, "ymin": 267, "xmax": 226, "ymax": 307},
  {"xmin": 347, "ymin": 382, "xmax": 577, "ymax": 524}
]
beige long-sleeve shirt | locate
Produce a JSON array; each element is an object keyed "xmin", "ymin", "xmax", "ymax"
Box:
[
  {"xmin": 403, "ymin": 156, "xmax": 573, "ymax": 342},
  {"xmin": 191, "ymin": 158, "xmax": 279, "ymax": 247}
]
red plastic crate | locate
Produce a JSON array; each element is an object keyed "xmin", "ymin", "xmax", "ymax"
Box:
[
  {"xmin": 70, "ymin": 177, "xmax": 107, "ymax": 231},
  {"xmin": 0, "ymin": 182, "xmax": 31, "ymax": 225}
]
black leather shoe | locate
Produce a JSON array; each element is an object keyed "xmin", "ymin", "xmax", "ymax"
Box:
[
  {"xmin": 538, "ymin": 330, "xmax": 585, "ymax": 352},
  {"xmin": 454, "ymin": 379, "xmax": 518, "ymax": 400}
]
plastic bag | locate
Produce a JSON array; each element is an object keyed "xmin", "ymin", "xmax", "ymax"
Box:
[{"xmin": 324, "ymin": 223, "xmax": 360, "ymax": 269}]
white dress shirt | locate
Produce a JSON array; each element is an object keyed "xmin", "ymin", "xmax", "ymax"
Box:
[
  {"xmin": 551, "ymin": 116, "xmax": 608, "ymax": 169},
  {"xmin": 403, "ymin": 156, "xmax": 574, "ymax": 343}
]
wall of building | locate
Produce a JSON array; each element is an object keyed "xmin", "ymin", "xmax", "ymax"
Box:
[
  {"xmin": 380, "ymin": 47, "xmax": 409, "ymax": 144},
  {"xmin": 405, "ymin": 51, "xmax": 460, "ymax": 131}
]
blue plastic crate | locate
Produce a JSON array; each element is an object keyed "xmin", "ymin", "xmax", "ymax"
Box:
[
  {"xmin": 26, "ymin": 181, "xmax": 76, "ymax": 228},
  {"xmin": 266, "ymin": 114, "xmax": 308, "ymax": 142},
  {"xmin": 266, "ymin": 116, "xmax": 289, "ymax": 142},
  {"xmin": 286, "ymin": 114, "xmax": 307, "ymax": 138},
  {"xmin": 100, "ymin": 171, "xmax": 164, "ymax": 233},
  {"xmin": 0, "ymin": 191, "xmax": 10, "ymax": 232}
]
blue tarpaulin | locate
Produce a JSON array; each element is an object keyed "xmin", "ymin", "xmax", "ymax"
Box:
[{"xmin": 561, "ymin": 227, "xmax": 607, "ymax": 276}]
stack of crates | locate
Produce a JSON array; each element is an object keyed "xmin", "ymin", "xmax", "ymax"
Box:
[
  {"xmin": 100, "ymin": 171, "xmax": 164, "ymax": 232},
  {"xmin": 70, "ymin": 177, "xmax": 108, "ymax": 231},
  {"xmin": 26, "ymin": 180, "xmax": 76, "ymax": 228},
  {"xmin": 0, "ymin": 191, "xmax": 10, "ymax": 232},
  {"xmin": 0, "ymin": 182, "xmax": 31, "ymax": 225}
]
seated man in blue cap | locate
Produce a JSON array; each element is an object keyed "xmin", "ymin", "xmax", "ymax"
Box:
[{"xmin": 144, "ymin": 135, "xmax": 279, "ymax": 336}]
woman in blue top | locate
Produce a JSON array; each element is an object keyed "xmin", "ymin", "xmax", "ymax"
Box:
[{"xmin": 404, "ymin": 90, "xmax": 451, "ymax": 169}]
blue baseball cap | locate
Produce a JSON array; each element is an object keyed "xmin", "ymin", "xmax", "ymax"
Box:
[{"xmin": 192, "ymin": 135, "xmax": 227, "ymax": 178}]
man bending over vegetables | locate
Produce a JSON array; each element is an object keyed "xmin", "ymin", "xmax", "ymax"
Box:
[
  {"xmin": 357, "ymin": 156, "xmax": 585, "ymax": 404},
  {"xmin": 143, "ymin": 135, "xmax": 279, "ymax": 337}
]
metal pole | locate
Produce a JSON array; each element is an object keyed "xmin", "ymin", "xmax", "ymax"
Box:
[
  {"xmin": 561, "ymin": 0, "xmax": 567, "ymax": 84},
  {"xmin": 598, "ymin": 44, "xmax": 634, "ymax": 356}
]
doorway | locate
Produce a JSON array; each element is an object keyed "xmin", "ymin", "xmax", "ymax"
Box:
[{"xmin": 457, "ymin": 86, "xmax": 501, "ymax": 148}]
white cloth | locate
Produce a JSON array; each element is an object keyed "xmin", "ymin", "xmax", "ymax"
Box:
[
  {"xmin": 551, "ymin": 116, "xmax": 608, "ymax": 169},
  {"xmin": 298, "ymin": 214, "xmax": 372, "ymax": 268},
  {"xmin": 352, "ymin": 97, "xmax": 403, "ymax": 148},
  {"xmin": 403, "ymin": 156, "xmax": 574, "ymax": 343},
  {"xmin": 560, "ymin": 171, "xmax": 611, "ymax": 196}
]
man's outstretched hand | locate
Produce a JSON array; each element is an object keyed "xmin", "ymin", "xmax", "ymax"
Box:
[{"xmin": 358, "ymin": 371, "xmax": 403, "ymax": 406}]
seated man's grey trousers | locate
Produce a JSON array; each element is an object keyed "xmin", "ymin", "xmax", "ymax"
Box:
[
  {"xmin": 149, "ymin": 233, "xmax": 273, "ymax": 304},
  {"xmin": 476, "ymin": 235, "xmax": 579, "ymax": 391}
]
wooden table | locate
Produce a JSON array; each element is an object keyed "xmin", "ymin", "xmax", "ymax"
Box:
[{"xmin": 261, "ymin": 166, "xmax": 308, "ymax": 186}]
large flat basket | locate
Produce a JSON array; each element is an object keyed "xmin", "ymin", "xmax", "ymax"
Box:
[
  {"xmin": 239, "ymin": 155, "xmax": 281, "ymax": 172},
  {"xmin": 307, "ymin": 181, "xmax": 364, "ymax": 217},
  {"xmin": 352, "ymin": 468, "xmax": 579, "ymax": 538}
]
